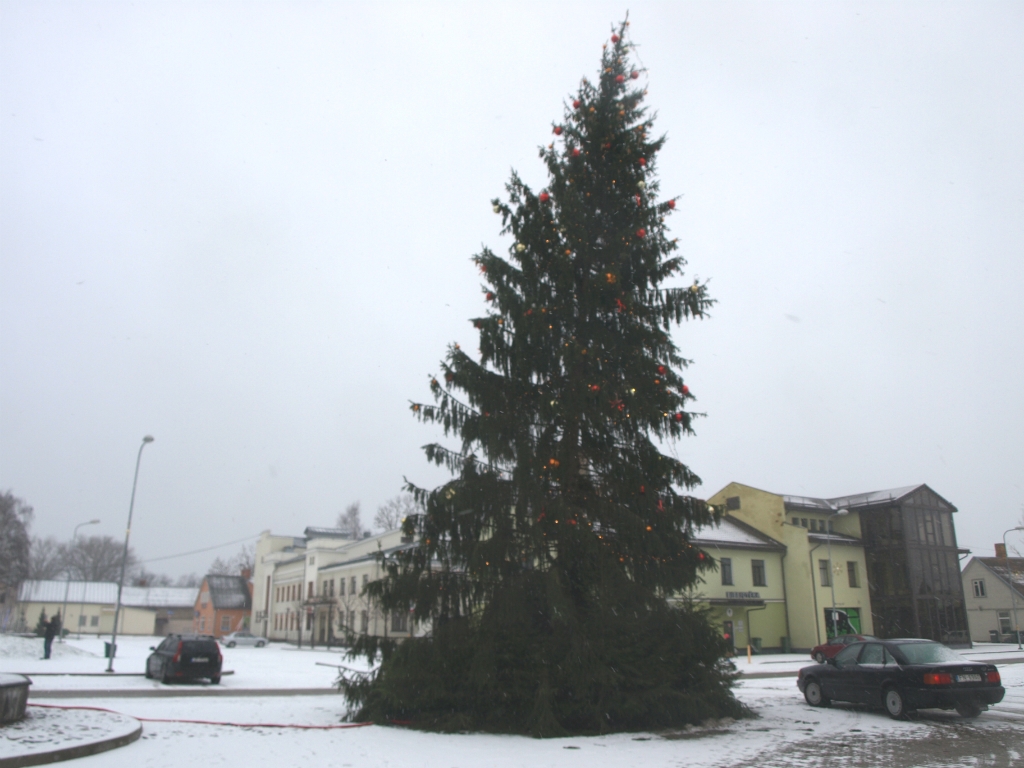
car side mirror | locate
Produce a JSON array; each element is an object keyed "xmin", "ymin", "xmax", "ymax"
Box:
[
  {"xmin": 149, "ymin": 646, "xmax": 155, "ymax": 651},
  {"xmin": 826, "ymin": 657, "xmax": 837, "ymax": 666}
]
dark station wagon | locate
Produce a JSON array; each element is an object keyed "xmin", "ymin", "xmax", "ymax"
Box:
[
  {"xmin": 798, "ymin": 638, "xmax": 1004, "ymax": 719},
  {"xmin": 145, "ymin": 633, "xmax": 223, "ymax": 684}
]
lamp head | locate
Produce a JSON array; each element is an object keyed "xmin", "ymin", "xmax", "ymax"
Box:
[
  {"xmin": 142, "ymin": 435, "xmax": 154, "ymax": 444},
  {"xmin": 88, "ymin": 519, "xmax": 100, "ymax": 525}
]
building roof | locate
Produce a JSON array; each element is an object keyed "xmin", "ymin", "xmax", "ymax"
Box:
[
  {"xmin": 808, "ymin": 531, "xmax": 862, "ymax": 545},
  {"xmin": 782, "ymin": 484, "xmax": 954, "ymax": 513},
  {"xmin": 693, "ymin": 517, "xmax": 785, "ymax": 551},
  {"xmin": 303, "ymin": 527, "xmax": 356, "ymax": 540},
  {"xmin": 203, "ymin": 575, "xmax": 252, "ymax": 610},
  {"xmin": 18, "ymin": 581, "xmax": 198, "ymax": 608},
  {"xmin": 974, "ymin": 557, "xmax": 1024, "ymax": 600}
]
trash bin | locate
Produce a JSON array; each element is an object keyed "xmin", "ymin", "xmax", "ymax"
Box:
[
  {"xmin": 751, "ymin": 637, "xmax": 762, "ymax": 653},
  {"xmin": 989, "ymin": 630, "xmax": 1000, "ymax": 643},
  {"xmin": 781, "ymin": 636, "xmax": 791, "ymax": 654},
  {"xmin": 104, "ymin": 642, "xmax": 116, "ymax": 658}
]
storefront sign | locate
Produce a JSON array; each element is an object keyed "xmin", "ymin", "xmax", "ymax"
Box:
[{"xmin": 725, "ymin": 591, "xmax": 761, "ymax": 600}]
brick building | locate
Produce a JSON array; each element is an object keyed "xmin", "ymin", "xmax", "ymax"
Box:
[{"xmin": 193, "ymin": 572, "xmax": 252, "ymax": 638}]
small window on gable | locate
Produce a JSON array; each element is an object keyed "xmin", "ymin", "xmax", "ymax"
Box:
[
  {"xmin": 726, "ymin": 496, "xmax": 741, "ymax": 511},
  {"xmin": 972, "ymin": 579, "xmax": 986, "ymax": 598}
]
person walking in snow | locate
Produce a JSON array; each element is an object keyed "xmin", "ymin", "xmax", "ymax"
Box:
[{"xmin": 43, "ymin": 614, "xmax": 60, "ymax": 659}]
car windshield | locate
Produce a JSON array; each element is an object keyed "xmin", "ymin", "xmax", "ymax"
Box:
[{"xmin": 895, "ymin": 642, "xmax": 964, "ymax": 664}]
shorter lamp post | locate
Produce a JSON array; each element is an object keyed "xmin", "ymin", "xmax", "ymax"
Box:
[
  {"xmin": 59, "ymin": 519, "xmax": 100, "ymax": 643},
  {"xmin": 827, "ymin": 509, "xmax": 850, "ymax": 640},
  {"xmin": 106, "ymin": 435, "xmax": 154, "ymax": 672},
  {"xmin": 1003, "ymin": 527, "xmax": 1024, "ymax": 650}
]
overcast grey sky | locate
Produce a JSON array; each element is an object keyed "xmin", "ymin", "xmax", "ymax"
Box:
[{"xmin": 2, "ymin": 2, "xmax": 1022, "ymax": 578}]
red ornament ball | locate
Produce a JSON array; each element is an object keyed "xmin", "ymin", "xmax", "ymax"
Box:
[
  {"xmin": 673, "ymin": 412, "xmax": 684, "ymax": 423},
  {"xmin": 572, "ymin": 99, "xmax": 581, "ymax": 109},
  {"xmin": 485, "ymin": 291, "xmax": 494, "ymax": 301},
  {"xmin": 657, "ymin": 365, "xmax": 666, "ymax": 374},
  {"xmin": 572, "ymin": 148, "xmax": 581, "ymax": 157},
  {"xmin": 615, "ymin": 74, "xmax": 625, "ymax": 84},
  {"xmin": 698, "ymin": 552, "xmax": 705, "ymax": 561},
  {"xmin": 611, "ymin": 34, "xmax": 620, "ymax": 43},
  {"xmin": 553, "ymin": 126, "xmax": 563, "ymax": 136},
  {"xmin": 636, "ymin": 228, "xmax": 646, "ymax": 238},
  {"xmin": 630, "ymin": 70, "xmax": 639, "ymax": 80},
  {"xmin": 539, "ymin": 192, "xmax": 550, "ymax": 203},
  {"xmin": 635, "ymin": 194, "xmax": 641, "ymax": 206},
  {"xmin": 682, "ymin": 385, "xmax": 690, "ymax": 395},
  {"xmin": 668, "ymin": 199, "xmax": 676, "ymax": 209},
  {"xmin": 638, "ymin": 157, "xmax": 646, "ymax": 166}
]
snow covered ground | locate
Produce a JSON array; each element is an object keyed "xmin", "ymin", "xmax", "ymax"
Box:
[{"xmin": 2, "ymin": 634, "xmax": 1023, "ymax": 767}]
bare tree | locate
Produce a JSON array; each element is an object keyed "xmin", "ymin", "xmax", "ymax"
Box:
[
  {"xmin": 65, "ymin": 535, "xmax": 138, "ymax": 582},
  {"xmin": 373, "ymin": 493, "xmax": 421, "ymax": 532},
  {"xmin": 208, "ymin": 543, "xmax": 255, "ymax": 576},
  {"xmin": 131, "ymin": 568, "xmax": 173, "ymax": 587},
  {"xmin": 336, "ymin": 502, "xmax": 363, "ymax": 539},
  {"xmin": 175, "ymin": 573, "xmax": 201, "ymax": 587},
  {"xmin": 0, "ymin": 490, "xmax": 33, "ymax": 587},
  {"xmin": 28, "ymin": 536, "xmax": 67, "ymax": 580}
]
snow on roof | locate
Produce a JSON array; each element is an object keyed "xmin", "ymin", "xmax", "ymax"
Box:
[
  {"xmin": 784, "ymin": 485, "xmax": 925, "ymax": 512},
  {"xmin": 19, "ymin": 580, "xmax": 117, "ymax": 604},
  {"xmin": 203, "ymin": 575, "xmax": 252, "ymax": 610},
  {"xmin": 692, "ymin": 517, "xmax": 783, "ymax": 549},
  {"xmin": 122, "ymin": 586, "xmax": 199, "ymax": 608},
  {"xmin": 16, "ymin": 581, "xmax": 198, "ymax": 608}
]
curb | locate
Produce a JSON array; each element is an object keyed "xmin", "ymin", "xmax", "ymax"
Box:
[
  {"xmin": 29, "ymin": 688, "xmax": 339, "ymax": 699},
  {"xmin": 0, "ymin": 719, "xmax": 141, "ymax": 768}
]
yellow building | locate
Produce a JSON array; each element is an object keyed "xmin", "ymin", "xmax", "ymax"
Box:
[
  {"xmin": 682, "ymin": 516, "xmax": 788, "ymax": 653},
  {"xmin": 708, "ymin": 483, "xmax": 874, "ymax": 651}
]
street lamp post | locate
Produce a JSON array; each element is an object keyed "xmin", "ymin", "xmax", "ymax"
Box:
[
  {"xmin": 826, "ymin": 508, "xmax": 850, "ymax": 640},
  {"xmin": 106, "ymin": 436, "xmax": 154, "ymax": 673},
  {"xmin": 59, "ymin": 519, "xmax": 100, "ymax": 643},
  {"xmin": 1002, "ymin": 527, "xmax": 1024, "ymax": 651}
]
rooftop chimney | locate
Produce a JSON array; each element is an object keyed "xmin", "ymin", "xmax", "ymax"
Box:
[
  {"xmin": 241, "ymin": 567, "xmax": 252, "ymax": 581},
  {"xmin": 995, "ymin": 543, "xmax": 1007, "ymax": 559}
]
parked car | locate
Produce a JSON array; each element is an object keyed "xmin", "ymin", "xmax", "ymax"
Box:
[
  {"xmin": 797, "ymin": 638, "xmax": 1004, "ymax": 719},
  {"xmin": 221, "ymin": 630, "xmax": 266, "ymax": 648},
  {"xmin": 810, "ymin": 634, "xmax": 877, "ymax": 664},
  {"xmin": 145, "ymin": 634, "xmax": 222, "ymax": 684}
]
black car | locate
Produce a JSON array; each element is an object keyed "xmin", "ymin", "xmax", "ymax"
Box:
[
  {"xmin": 797, "ymin": 638, "xmax": 1004, "ymax": 719},
  {"xmin": 145, "ymin": 633, "xmax": 222, "ymax": 684}
]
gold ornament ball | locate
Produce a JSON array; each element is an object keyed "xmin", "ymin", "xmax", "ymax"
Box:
[
  {"xmin": 515, "ymin": 243, "xmax": 526, "ymax": 252},
  {"xmin": 493, "ymin": 204, "xmax": 500, "ymax": 213},
  {"xmin": 637, "ymin": 180, "xmax": 646, "ymax": 189}
]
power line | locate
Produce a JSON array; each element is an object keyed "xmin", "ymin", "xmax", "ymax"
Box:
[{"xmin": 141, "ymin": 534, "xmax": 259, "ymax": 564}]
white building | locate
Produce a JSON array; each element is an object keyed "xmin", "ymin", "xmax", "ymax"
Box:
[
  {"xmin": 251, "ymin": 527, "xmax": 417, "ymax": 644},
  {"xmin": 961, "ymin": 545, "xmax": 1024, "ymax": 643}
]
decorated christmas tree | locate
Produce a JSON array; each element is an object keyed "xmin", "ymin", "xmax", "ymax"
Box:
[{"xmin": 343, "ymin": 21, "xmax": 741, "ymax": 736}]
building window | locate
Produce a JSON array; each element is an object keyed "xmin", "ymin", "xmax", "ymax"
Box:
[
  {"xmin": 350, "ymin": 577, "xmax": 357, "ymax": 595},
  {"xmin": 391, "ymin": 611, "xmax": 408, "ymax": 633},
  {"xmin": 362, "ymin": 574, "xmax": 369, "ymax": 588},
  {"xmin": 801, "ymin": 518, "xmax": 809, "ymax": 528},
  {"xmin": 339, "ymin": 579, "xmax": 345, "ymax": 596},
  {"xmin": 751, "ymin": 560, "xmax": 766, "ymax": 587},
  {"xmin": 199, "ymin": 617, "xmax": 206, "ymax": 631},
  {"xmin": 90, "ymin": 616, "xmax": 98, "ymax": 627},
  {"xmin": 972, "ymin": 579, "xmax": 986, "ymax": 598},
  {"xmin": 998, "ymin": 612, "xmax": 1011, "ymax": 635},
  {"xmin": 792, "ymin": 517, "xmax": 799, "ymax": 526},
  {"xmin": 819, "ymin": 559, "xmax": 831, "ymax": 587},
  {"xmin": 847, "ymin": 562, "xmax": 859, "ymax": 588},
  {"xmin": 809, "ymin": 519, "xmax": 818, "ymax": 532},
  {"xmin": 221, "ymin": 615, "xmax": 231, "ymax": 633},
  {"xmin": 308, "ymin": 581, "xmax": 314, "ymax": 599},
  {"xmin": 720, "ymin": 558, "xmax": 733, "ymax": 586},
  {"xmin": 309, "ymin": 556, "xmax": 315, "ymax": 565},
  {"xmin": 726, "ymin": 496, "xmax": 741, "ymax": 511},
  {"xmin": 348, "ymin": 610, "xmax": 355, "ymax": 629},
  {"xmin": 360, "ymin": 610, "xmax": 368, "ymax": 633},
  {"xmin": 78, "ymin": 615, "xmax": 87, "ymax": 627}
]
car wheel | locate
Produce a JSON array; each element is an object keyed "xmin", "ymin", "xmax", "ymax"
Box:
[
  {"xmin": 226, "ymin": 641, "xmax": 236, "ymax": 648},
  {"xmin": 884, "ymin": 686, "xmax": 908, "ymax": 720},
  {"xmin": 160, "ymin": 663, "xmax": 172, "ymax": 685},
  {"xmin": 955, "ymin": 700, "xmax": 983, "ymax": 719},
  {"xmin": 803, "ymin": 679, "xmax": 830, "ymax": 708},
  {"xmin": 814, "ymin": 652, "xmax": 825, "ymax": 664},
  {"xmin": 210, "ymin": 675, "xmax": 221, "ymax": 685},
  {"xmin": 144, "ymin": 662, "xmax": 153, "ymax": 680},
  {"xmin": 255, "ymin": 640, "xmax": 265, "ymax": 648}
]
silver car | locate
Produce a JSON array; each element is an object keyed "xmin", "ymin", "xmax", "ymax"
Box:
[{"xmin": 220, "ymin": 630, "xmax": 266, "ymax": 648}]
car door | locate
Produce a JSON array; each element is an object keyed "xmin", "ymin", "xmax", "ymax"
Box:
[
  {"xmin": 824, "ymin": 644, "xmax": 863, "ymax": 704},
  {"xmin": 850, "ymin": 642, "xmax": 886, "ymax": 705}
]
